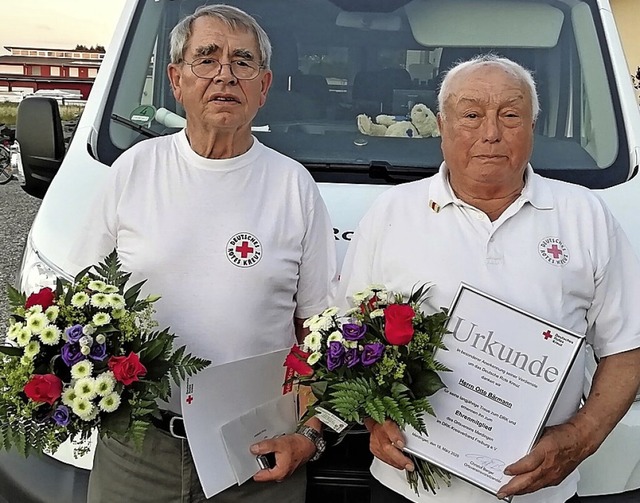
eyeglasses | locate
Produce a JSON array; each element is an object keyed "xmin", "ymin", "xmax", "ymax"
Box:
[{"xmin": 183, "ymin": 57, "xmax": 263, "ymax": 80}]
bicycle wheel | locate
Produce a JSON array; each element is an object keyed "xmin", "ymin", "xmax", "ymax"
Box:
[{"xmin": 0, "ymin": 145, "xmax": 12, "ymax": 184}]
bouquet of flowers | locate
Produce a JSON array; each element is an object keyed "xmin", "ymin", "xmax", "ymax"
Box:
[
  {"xmin": 285, "ymin": 284, "xmax": 451, "ymax": 495},
  {"xmin": 0, "ymin": 251, "xmax": 210, "ymax": 457}
]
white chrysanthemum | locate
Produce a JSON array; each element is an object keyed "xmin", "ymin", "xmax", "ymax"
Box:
[
  {"xmin": 90, "ymin": 293, "xmax": 110, "ymax": 309},
  {"xmin": 111, "ymin": 308, "xmax": 126, "ymax": 320},
  {"xmin": 7, "ymin": 322, "xmax": 23, "ymax": 341},
  {"xmin": 368, "ymin": 284, "xmax": 386, "ymax": 291},
  {"xmin": 71, "ymin": 292, "xmax": 90, "ymax": 308},
  {"xmin": 303, "ymin": 332, "xmax": 322, "ymax": 352},
  {"xmin": 26, "ymin": 312, "xmax": 48, "ymax": 335},
  {"xmin": 39, "ymin": 325, "xmax": 62, "ymax": 345},
  {"xmin": 374, "ymin": 291, "xmax": 389, "ymax": 304},
  {"xmin": 108, "ymin": 294, "xmax": 126, "ymax": 310},
  {"xmin": 88, "ymin": 280, "xmax": 107, "ymax": 292},
  {"xmin": 352, "ymin": 289, "xmax": 374, "ymax": 304},
  {"xmin": 95, "ymin": 334, "xmax": 106, "ymax": 345},
  {"xmin": 343, "ymin": 340, "xmax": 358, "ymax": 349},
  {"xmin": 327, "ymin": 331, "xmax": 343, "ymax": 344},
  {"xmin": 92, "ymin": 312, "xmax": 111, "ymax": 326},
  {"xmin": 103, "ymin": 285, "xmax": 119, "ymax": 294},
  {"xmin": 302, "ymin": 315, "xmax": 321, "ymax": 329},
  {"xmin": 71, "ymin": 360, "xmax": 94, "ymax": 380},
  {"xmin": 99, "ymin": 392, "xmax": 121, "ymax": 413},
  {"xmin": 72, "ymin": 397, "xmax": 95, "ymax": 421},
  {"xmin": 344, "ymin": 307, "xmax": 361, "ymax": 317},
  {"xmin": 370, "ymin": 309, "xmax": 385, "ymax": 318},
  {"xmin": 44, "ymin": 306, "xmax": 60, "ymax": 322},
  {"xmin": 307, "ymin": 352, "xmax": 322, "ymax": 366},
  {"xmin": 82, "ymin": 324, "xmax": 96, "ymax": 336},
  {"xmin": 95, "ymin": 371, "xmax": 116, "ymax": 397},
  {"xmin": 322, "ymin": 307, "xmax": 340, "ymax": 317},
  {"xmin": 26, "ymin": 305, "xmax": 43, "ymax": 315},
  {"xmin": 16, "ymin": 327, "xmax": 32, "ymax": 347},
  {"xmin": 62, "ymin": 387, "xmax": 77, "ymax": 407},
  {"xmin": 74, "ymin": 377, "xmax": 98, "ymax": 400},
  {"xmin": 307, "ymin": 317, "xmax": 331, "ymax": 332},
  {"xmin": 24, "ymin": 341, "xmax": 41, "ymax": 358}
]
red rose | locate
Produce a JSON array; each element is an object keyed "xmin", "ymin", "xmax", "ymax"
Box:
[
  {"xmin": 108, "ymin": 352, "xmax": 147, "ymax": 386},
  {"xmin": 23, "ymin": 374, "xmax": 63, "ymax": 405},
  {"xmin": 25, "ymin": 287, "xmax": 56, "ymax": 310},
  {"xmin": 284, "ymin": 344, "xmax": 313, "ymax": 376},
  {"xmin": 384, "ymin": 304, "xmax": 416, "ymax": 345}
]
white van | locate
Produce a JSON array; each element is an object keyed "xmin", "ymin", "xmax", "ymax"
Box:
[{"xmin": 5, "ymin": 0, "xmax": 640, "ymax": 501}]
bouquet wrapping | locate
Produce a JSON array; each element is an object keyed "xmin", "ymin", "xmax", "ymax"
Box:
[
  {"xmin": 0, "ymin": 251, "xmax": 210, "ymax": 457},
  {"xmin": 285, "ymin": 284, "xmax": 451, "ymax": 494}
]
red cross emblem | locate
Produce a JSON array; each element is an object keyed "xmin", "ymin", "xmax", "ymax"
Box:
[
  {"xmin": 543, "ymin": 330, "xmax": 553, "ymax": 340},
  {"xmin": 235, "ymin": 241, "xmax": 254, "ymax": 258},
  {"xmin": 226, "ymin": 232, "xmax": 263, "ymax": 268},
  {"xmin": 186, "ymin": 394, "xmax": 194, "ymax": 405},
  {"xmin": 546, "ymin": 245, "xmax": 563, "ymax": 259}
]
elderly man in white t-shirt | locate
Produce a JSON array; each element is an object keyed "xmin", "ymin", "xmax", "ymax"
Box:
[
  {"xmin": 337, "ymin": 54, "xmax": 640, "ymax": 503},
  {"xmin": 77, "ymin": 5, "xmax": 336, "ymax": 503}
]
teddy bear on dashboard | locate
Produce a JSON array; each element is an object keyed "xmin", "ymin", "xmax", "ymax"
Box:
[{"xmin": 356, "ymin": 103, "xmax": 440, "ymax": 138}]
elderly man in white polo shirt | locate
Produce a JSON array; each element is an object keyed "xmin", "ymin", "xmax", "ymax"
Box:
[{"xmin": 337, "ymin": 54, "xmax": 640, "ymax": 503}]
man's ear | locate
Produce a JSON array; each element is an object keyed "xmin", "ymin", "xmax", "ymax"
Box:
[
  {"xmin": 167, "ymin": 64, "xmax": 183, "ymax": 103},
  {"xmin": 258, "ymin": 70, "xmax": 273, "ymax": 108},
  {"xmin": 437, "ymin": 112, "xmax": 444, "ymax": 131}
]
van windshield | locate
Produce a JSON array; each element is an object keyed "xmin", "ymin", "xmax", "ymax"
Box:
[{"xmin": 98, "ymin": 0, "xmax": 629, "ymax": 188}]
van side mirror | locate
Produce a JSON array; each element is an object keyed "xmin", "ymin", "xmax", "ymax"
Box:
[{"xmin": 15, "ymin": 97, "xmax": 66, "ymax": 198}]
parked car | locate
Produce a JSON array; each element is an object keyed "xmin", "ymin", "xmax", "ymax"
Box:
[{"xmin": 5, "ymin": 0, "xmax": 640, "ymax": 501}]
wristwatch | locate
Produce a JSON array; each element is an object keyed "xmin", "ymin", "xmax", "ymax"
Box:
[{"xmin": 296, "ymin": 425, "xmax": 326, "ymax": 462}]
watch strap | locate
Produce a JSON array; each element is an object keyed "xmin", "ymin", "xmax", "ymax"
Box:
[{"xmin": 296, "ymin": 425, "xmax": 326, "ymax": 462}]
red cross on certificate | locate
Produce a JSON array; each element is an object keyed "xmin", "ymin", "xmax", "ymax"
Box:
[
  {"xmin": 543, "ymin": 330, "xmax": 553, "ymax": 340},
  {"xmin": 546, "ymin": 244, "xmax": 563, "ymax": 259},
  {"xmin": 186, "ymin": 394, "xmax": 194, "ymax": 404},
  {"xmin": 235, "ymin": 241, "xmax": 254, "ymax": 258}
]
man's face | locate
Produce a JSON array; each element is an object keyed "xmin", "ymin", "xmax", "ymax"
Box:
[
  {"xmin": 168, "ymin": 16, "xmax": 272, "ymax": 132},
  {"xmin": 437, "ymin": 64, "xmax": 535, "ymax": 191}
]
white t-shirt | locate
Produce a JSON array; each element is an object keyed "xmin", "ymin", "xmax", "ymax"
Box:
[
  {"xmin": 74, "ymin": 130, "xmax": 337, "ymax": 412},
  {"xmin": 337, "ymin": 164, "xmax": 640, "ymax": 503}
]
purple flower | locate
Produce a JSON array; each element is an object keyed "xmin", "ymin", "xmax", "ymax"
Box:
[
  {"xmin": 61, "ymin": 342, "xmax": 85, "ymax": 367},
  {"xmin": 89, "ymin": 342, "xmax": 108, "ymax": 362},
  {"xmin": 327, "ymin": 341, "xmax": 345, "ymax": 371},
  {"xmin": 52, "ymin": 405, "xmax": 70, "ymax": 426},
  {"xmin": 342, "ymin": 323, "xmax": 366, "ymax": 341},
  {"xmin": 65, "ymin": 324, "xmax": 84, "ymax": 343},
  {"xmin": 345, "ymin": 348, "xmax": 360, "ymax": 368},
  {"xmin": 361, "ymin": 342, "xmax": 385, "ymax": 366}
]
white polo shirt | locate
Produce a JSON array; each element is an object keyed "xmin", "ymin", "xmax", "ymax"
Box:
[{"xmin": 337, "ymin": 164, "xmax": 640, "ymax": 503}]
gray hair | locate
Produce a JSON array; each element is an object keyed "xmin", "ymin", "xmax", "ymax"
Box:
[
  {"xmin": 438, "ymin": 54, "xmax": 539, "ymax": 120},
  {"xmin": 169, "ymin": 4, "xmax": 272, "ymax": 69}
]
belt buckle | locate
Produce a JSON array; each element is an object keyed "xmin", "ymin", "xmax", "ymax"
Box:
[{"xmin": 169, "ymin": 416, "xmax": 187, "ymax": 439}]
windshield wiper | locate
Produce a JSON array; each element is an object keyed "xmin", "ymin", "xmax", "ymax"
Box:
[
  {"xmin": 111, "ymin": 114, "xmax": 161, "ymax": 138},
  {"xmin": 307, "ymin": 161, "xmax": 439, "ymax": 184}
]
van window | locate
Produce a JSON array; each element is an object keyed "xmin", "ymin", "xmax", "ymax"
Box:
[{"xmin": 98, "ymin": 0, "xmax": 628, "ymax": 189}]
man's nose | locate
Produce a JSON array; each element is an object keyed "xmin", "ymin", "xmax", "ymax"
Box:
[
  {"xmin": 213, "ymin": 63, "xmax": 238, "ymax": 85},
  {"xmin": 482, "ymin": 114, "xmax": 501, "ymax": 142}
]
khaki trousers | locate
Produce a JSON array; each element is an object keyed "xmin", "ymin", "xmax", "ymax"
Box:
[{"xmin": 87, "ymin": 425, "xmax": 306, "ymax": 503}]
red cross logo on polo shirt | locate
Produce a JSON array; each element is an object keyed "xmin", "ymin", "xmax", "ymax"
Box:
[
  {"xmin": 235, "ymin": 241, "xmax": 254, "ymax": 258},
  {"xmin": 543, "ymin": 330, "xmax": 553, "ymax": 340},
  {"xmin": 546, "ymin": 244, "xmax": 563, "ymax": 259},
  {"xmin": 186, "ymin": 395, "xmax": 194, "ymax": 404}
]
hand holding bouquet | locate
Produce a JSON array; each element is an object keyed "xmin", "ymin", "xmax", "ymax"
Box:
[
  {"xmin": 0, "ymin": 251, "xmax": 210, "ymax": 457},
  {"xmin": 285, "ymin": 284, "xmax": 451, "ymax": 494}
]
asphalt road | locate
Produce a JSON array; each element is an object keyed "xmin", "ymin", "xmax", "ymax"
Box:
[{"xmin": 1, "ymin": 177, "xmax": 640, "ymax": 502}]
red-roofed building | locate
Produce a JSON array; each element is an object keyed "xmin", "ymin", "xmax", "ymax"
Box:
[{"xmin": 0, "ymin": 45, "xmax": 105, "ymax": 100}]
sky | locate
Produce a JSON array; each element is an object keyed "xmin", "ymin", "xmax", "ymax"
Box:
[{"xmin": 1, "ymin": 0, "xmax": 127, "ymax": 52}]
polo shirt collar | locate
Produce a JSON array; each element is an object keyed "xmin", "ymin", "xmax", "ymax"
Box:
[{"xmin": 427, "ymin": 163, "xmax": 554, "ymax": 212}]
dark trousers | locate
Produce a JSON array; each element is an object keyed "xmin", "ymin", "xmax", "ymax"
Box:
[{"xmin": 370, "ymin": 477, "xmax": 581, "ymax": 503}]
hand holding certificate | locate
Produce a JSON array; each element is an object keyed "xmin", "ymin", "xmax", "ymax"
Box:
[{"xmin": 403, "ymin": 284, "xmax": 583, "ymax": 500}]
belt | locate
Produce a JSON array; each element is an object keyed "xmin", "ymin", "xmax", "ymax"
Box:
[{"xmin": 151, "ymin": 410, "xmax": 187, "ymax": 439}]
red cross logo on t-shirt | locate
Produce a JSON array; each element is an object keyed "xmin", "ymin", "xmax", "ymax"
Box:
[
  {"xmin": 226, "ymin": 232, "xmax": 263, "ymax": 268},
  {"xmin": 546, "ymin": 245, "xmax": 563, "ymax": 259},
  {"xmin": 539, "ymin": 237, "xmax": 569, "ymax": 267}
]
